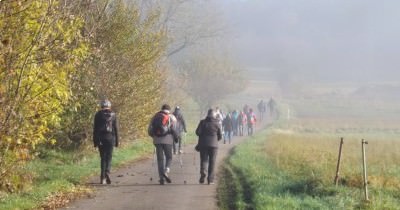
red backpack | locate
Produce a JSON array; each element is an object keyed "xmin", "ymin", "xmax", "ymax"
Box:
[{"xmin": 152, "ymin": 112, "xmax": 170, "ymax": 137}]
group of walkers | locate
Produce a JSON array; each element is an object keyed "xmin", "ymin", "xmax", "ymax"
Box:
[
  {"xmin": 217, "ymin": 105, "xmax": 258, "ymax": 140},
  {"xmin": 92, "ymin": 99, "xmax": 276, "ymax": 186}
]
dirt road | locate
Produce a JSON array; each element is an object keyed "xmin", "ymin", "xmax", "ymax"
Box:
[{"xmin": 62, "ymin": 126, "xmax": 264, "ymax": 210}]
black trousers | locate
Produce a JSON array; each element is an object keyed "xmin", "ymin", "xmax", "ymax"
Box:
[
  {"xmin": 99, "ymin": 139, "xmax": 114, "ymax": 179},
  {"xmin": 199, "ymin": 147, "xmax": 218, "ymax": 182},
  {"xmin": 155, "ymin": 144, "xmax": 173, "ymax": 180}
]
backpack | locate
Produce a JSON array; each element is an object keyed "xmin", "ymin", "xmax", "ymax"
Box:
[
  {"xmin": 152, "ymin": 112, "xmax": 170, "ymax": 137},
  {"xmin": 247, "ymin": 112, "xmax": 255, "ymax": 125},
  {"xmin": 100, "ymin": 111, "xmax": 115, "ymax": 133},
  {"xmin": 174, "ymin": 113, "xmax": 184, "ymax": 132}
]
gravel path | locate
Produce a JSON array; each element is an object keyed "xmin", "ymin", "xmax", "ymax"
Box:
[{"xmin": 62, "ymin": 123, "xmax": 267, "ymax": 210}]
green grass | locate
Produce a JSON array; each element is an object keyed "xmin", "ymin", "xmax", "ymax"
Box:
[
  {"xmin": 218, "ymin": 126, "xmax": 400, "ymax": 210},
  {"xmin": 0, "ymin": 139, "xmax": 154, "ymax": 210}
]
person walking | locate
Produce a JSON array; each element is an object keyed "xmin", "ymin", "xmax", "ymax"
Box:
[
  {"xmin": 267, "ymin": 97, "xmax": 277, "ymax": 118},
  {"xmin": 93, "ymin": 99, "xmax": 119, "ymax": 184},
  {"xmin": 257, "ymin": 99, "xmax": 266, "ymax": 121},
  {"xmin": 172, "ymin": 106, "xmax": 187, "ymax": 154},
  {"xmin": 238, "ymin": 110, "xmax": 247, "ymax": 136},
  {"xmin": 195, "ymin": 108, "xmax": 222, "ymax": 185},
  {"xmin": 222, "ymin": 113, "xmax": 233, "ymax": 144},
  {"xmin": 247, "ymin": 108, "xmax": 257, "ymax": 136},
  {"xmin": 148, "ymin": 104, "xmax": 180, "ymax": 185},
  {"xmin": 231, "ymin": 110, "xmax": 239, "ymax": 136}
]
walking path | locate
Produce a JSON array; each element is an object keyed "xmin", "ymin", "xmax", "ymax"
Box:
[{"xmin": 62, "ymin": 122, "xmax": 269, "ymax": 210}]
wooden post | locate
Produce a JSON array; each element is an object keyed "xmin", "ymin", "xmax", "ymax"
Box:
[
  {"xmin": 362, "ymin": 139, "xmax": 369, "ymax": 201},
  {"xmin": 334, "ymin": 137, "xmax": 344, "ymax": 186}
]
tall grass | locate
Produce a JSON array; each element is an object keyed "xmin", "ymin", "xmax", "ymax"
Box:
[{"xmin": 218, "ymin": 125, "xmax": 400, "ymax": 210}]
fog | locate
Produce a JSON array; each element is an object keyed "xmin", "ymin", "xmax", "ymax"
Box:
[{"xmin": 220, "ymin": 0, "xmax": 400, "ymax": 83}]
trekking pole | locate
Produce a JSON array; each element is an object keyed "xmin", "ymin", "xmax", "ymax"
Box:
[
  {"xmin": 334, "ymin": 137, "xmax": 344, "ymax": 186},
  {"xmin": 150, "ymin": 147, "xmax": 156, "ymax": 181},
  {"xmin": 362, "ymin": 139, "xmax": 369, "ymax": 201},
  {"xmin": 179, "ymin": 150, "xmax": 186, "ymax": 184}
]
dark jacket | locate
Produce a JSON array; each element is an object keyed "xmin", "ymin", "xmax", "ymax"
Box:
[
  {"xmin": 223, "ymin": 115, "xmax": 233, "ymax": 131},
  {"xmin": 173, "ymin": 109, "xmax": 187, "ymax": 133},
  {"xmin": 93, "ymin": 109, "xmax": 119, "ymax": 147},
  {"xmin": 195, "ymin": 116, "xmax": 222, "ymax": 148}
]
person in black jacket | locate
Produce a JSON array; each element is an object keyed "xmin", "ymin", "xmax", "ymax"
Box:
[
  {"xmin": 93, "ymin": 99, "xmax": 119, "ymax": 184},
  {"xmin": 195, "ymin": 108, "xmax": 222, "ymax": 185},
  {"xmin": 172, "ymin": 106, "xmax": 187, "ymax": 154},
  {"xmin": 223, "ymin": 113, "xmax": 233, "ymax": 144}
]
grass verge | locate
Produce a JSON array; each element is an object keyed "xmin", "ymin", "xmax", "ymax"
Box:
[
  {"xmin": 0, "ymin": 139, "xmax": 154, "ymax": 210},
  {"xmin": 217, "ymin": 128, "xmax": 400, "ymax": 210}
]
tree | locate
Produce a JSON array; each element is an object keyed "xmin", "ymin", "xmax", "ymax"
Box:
[
  {"xmin": 182, "ymin": 50, "xmax": 247, "ymax": 112},
  {"xmin": 139, "ymin": 0, "xmax": 227, "ymax": 58},
  {"xmin": 57, "ymin": 0, "xmax": 168, "ymax": 148},
  {"xmin": 0, "ymin": 0, "xmax": 87, "ymax": 191}
]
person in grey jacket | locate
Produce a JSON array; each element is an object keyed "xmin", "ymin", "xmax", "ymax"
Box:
[
  {"xmin": 148, "ymin": 104, "xmax": 179, "ymax": 185},
  {"xmin": 195, "ymin": 108, "xmax": 222, "ymax": 185}
]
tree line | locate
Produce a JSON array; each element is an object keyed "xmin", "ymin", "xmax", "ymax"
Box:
[{"xmin": 0, "ymin": 0, "xmax": 246, "ymax": 193}]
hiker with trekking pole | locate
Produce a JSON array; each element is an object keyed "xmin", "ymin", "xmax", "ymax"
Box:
[
  {"xmin": 172, "ymin": 106, "xmax": 187, "ymax": 154},
  {"xmin": 148, "ymin": 104, "xmax": 180, "ymax": 185},
  {"xmin": 195, "ymin": 108, "xmax": 222, "ymax": 185}
]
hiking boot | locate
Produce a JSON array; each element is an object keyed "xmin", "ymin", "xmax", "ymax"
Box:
[
  {"xmin": 164, "ymin": 167, "xmax": 170, "ymax": 174},
  {"xmin": 159, "ymin": 179, "xmax": 165, "ymax": 185},
  {"xmin": 101, "ymin": 179, "xmax": 107, "ymax": 185},
  {"xmin": 199, "ymin": 176, "xmax": 205, "ymax": 184},
  {"xmin": 162, "ymin": 173, "xmax": 171, "ymax": 183},
  {"xmin": 105, "ymin": 174, "xmax": 111, "ymax": 184},
  {"xmin": 163, "ymin": 167, "xmax": 171, "ymax": 183}
]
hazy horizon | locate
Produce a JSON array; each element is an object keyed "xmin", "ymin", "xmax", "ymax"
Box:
[{"xmin": 220, "ymin": 0, "xmax": 400, "ymax": 83}]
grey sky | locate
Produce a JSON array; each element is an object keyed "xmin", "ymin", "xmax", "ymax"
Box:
[{"xmin": 220, "ymin": 0, "xmax": 400, "ymax": 82}]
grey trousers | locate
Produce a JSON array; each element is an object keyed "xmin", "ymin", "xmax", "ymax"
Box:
[{"xmin": 154, "ymin": 144, "xmax": 173, "ymax": 180}]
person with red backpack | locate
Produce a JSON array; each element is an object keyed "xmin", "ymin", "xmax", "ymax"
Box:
[
  {"xmin": 247, "ymin": 108, "xmax": 257, "ymax": 136},
  {"xmin": 93, "ymin": 99, "xmax": 119, "ymax": 184},
  {"xmin": 148, "ymin": 104, "xmax": 180, "ymax": 185}
]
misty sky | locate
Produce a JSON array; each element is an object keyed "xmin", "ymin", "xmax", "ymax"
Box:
[{"xmin": 220, "ymin": 0, "xmax": 400, "ymax": 82}]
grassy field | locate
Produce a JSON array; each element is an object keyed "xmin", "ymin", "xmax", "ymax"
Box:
[
  {"xmin": 218, "ymin": 81, "xmax": 400, "ymax": 209},
  {"xmin": 218, "ymin": 128, "xmax": 400, "ymax": 209}
]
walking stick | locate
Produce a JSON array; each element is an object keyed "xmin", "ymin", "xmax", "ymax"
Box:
[
  {"xmin": 180, "ymin": 133, "xmax": 187, "ymax": 184},
  {"xmin": 150, "ymin": 147, "xmax": 157, "ymax": 181}
]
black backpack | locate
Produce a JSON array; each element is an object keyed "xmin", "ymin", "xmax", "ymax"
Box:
[
  {"xmin": 152, "ymin": 112, "xmax": 170, "ymax": 137},
  {"xmin": 100, "ymin": 111, "xmax": 115, "ymax": 133}
]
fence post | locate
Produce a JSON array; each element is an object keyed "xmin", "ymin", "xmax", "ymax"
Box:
[
  {"xmin": 334, "ymin": 137, "xmax": 344, "ymax": 186},
  {"xmin": 362, "ymin": 139, "xmax": 369, "ymax": 201}
]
